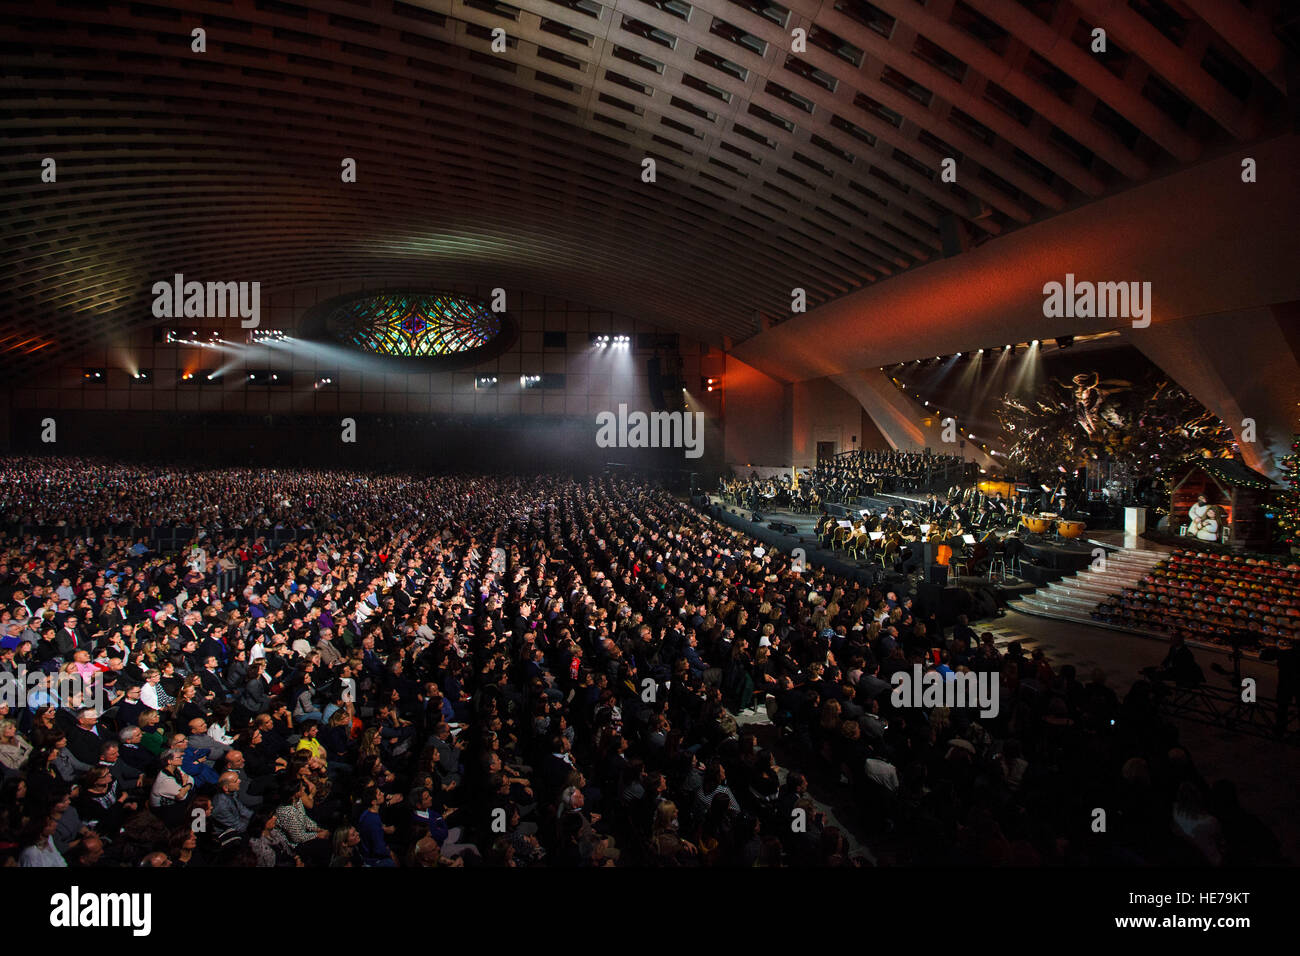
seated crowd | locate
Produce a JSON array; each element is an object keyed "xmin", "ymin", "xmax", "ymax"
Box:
[
  {"xmin": 0, "ymin": 457, "xmax": 1279, "ymax": 867},
  {"xmin": 1093, "ymin": 550, "xmax": 1300, "ymax": 649}
]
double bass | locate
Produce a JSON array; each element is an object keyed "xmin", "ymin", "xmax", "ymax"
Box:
[{"xmin": 969, "ymin": 528, "xmax": 998, "ymax": 568}]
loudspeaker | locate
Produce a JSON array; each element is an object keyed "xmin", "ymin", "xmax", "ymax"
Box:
[
  {"xmin": 647, "ymin": 357, "xmax": 666, "ymax": 411},
  {"xmin": 928, "ymin": 565, "xmax": 949, "ymax": 586},
  {"xmin": 916, "ymin": 582, "xmax": 946, "ymax": 616},
  {"xmin": 972, "ymin": 585, "xmax": 1000, "ymax": 618},
  {"xmin": 916, "ymin": 583, "xmax": 973, "ymax": 624}
]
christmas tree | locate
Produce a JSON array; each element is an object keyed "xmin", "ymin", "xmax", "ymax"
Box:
[{"xmin": 1280, "ymin": 431, "xmax": 1300, "ymax": 549}]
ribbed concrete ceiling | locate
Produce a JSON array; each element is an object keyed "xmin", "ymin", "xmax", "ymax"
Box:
[{"xmin": 2, "ymin": 0, "xmax": 1295, "ymax": 377}]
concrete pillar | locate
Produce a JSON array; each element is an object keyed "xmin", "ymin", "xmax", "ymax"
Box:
[
  {"xmin": 831, "ymin": 368, "xmax": 995, "ymax": 469},
  {"xmin": 1128, "ymin": 306, "xmax": 1300, "ymax": 480}
]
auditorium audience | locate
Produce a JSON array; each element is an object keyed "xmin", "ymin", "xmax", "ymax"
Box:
[{"xmin": 0, "ymin": 456, "xmax": 1282, "ymax": 867}]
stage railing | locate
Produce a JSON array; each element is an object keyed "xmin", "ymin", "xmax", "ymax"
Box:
[{"xmin": 1152, "ymin": 680, "xmax": 1296, "ymax": 743}]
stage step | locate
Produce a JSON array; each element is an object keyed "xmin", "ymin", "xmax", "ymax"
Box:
[
  {"xmin": 1049, "ymin": 581, "xmax": 1117, "ymax": 601},
  {"xmin": 1012, "ymin": 544, "xmax": 1172, "ymax": 626},
  {"xmin": 1089, "ymin": 557, "xmax": 1158, "ymax": 570},
  {"xmin": 1018, "ymin": 592, "xmax": 1099, "ymax": 613}
]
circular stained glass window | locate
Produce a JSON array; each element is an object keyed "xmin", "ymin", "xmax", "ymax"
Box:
[{"xmin": 326, "ymin": 292, "xmax": 503, "ymax": 357}]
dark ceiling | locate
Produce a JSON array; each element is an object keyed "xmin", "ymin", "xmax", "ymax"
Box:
[{"xmin": 2, "ymin": 0, "xmax": 1296, "ymax": 377}]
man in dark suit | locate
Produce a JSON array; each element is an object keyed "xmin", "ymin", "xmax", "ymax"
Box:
[
  {"xmin": 65, "ymin": 707, "xmax": 106, "ymax": 766},
  {"xmin": 198, "ymin": 655, "xmax": 232, "ymax": 701},
  {"xmin": 219, "ymin": 749, "xmax": 266, "ymax": 808},
  {"xmin": 56, "ymin": 619, "xmax": 91, "ymax": 658},
  {"xmin": 116, "ymin": 724, "xmax": 160, "ymax": 776}
]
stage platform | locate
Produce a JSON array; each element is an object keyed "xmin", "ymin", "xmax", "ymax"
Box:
[
  {"xmin": 1087, "ymin": 530, "xmax": 1176, "ymax": 554},
  {"xmin": 702, "ymin": 496, "xmax": 1029, "ymax": 625}
]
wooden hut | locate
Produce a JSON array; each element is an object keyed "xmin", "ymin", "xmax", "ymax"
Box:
[{"xmin": 1168, "ymin": 456, "xmax": 1275, "ymax": 551}]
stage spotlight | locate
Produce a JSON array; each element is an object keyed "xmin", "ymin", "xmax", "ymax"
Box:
[
  {"xmin": 131, "ymin": 370, "xmax": 152, "ymax": 382},
  {"xmin": 1004, "ymin": 344, "xmax": 1011, "ymax": 350},
  {"xmin": 955, "ymin": 352, "xmax": 962, "ymax": 357},
  {"xmin": 245, "ymin": 370, "xmax": 288, "ymax": 385},
  {"xmin": 475, "ymin": 376, "xmax": 498, "ymax": 390},
  {"xmin": 1031, "ymin": 339, "xmax": 1039, "ymax": 346},
  {"xmin": 520, "ymin": 374, "xmax": 542, "ymax": 388},
  {"xmin": 249, "ymin": 329, "xmax": 287, "ymax": 344},
  {"xmin": 977, "ymin": 348, "xmax": 984, "ymax": 354},
  {"xmin": 82, "ymin": 368, "xmax": 105, "ymax": 382}
]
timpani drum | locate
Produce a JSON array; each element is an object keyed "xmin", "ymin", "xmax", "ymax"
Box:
[
  {"xmin": 1021, "ymin": 515, "xmax": 1050, "ymax": 535},
  {"xmin": 1057, "ymin": 519, "xmax": 1086, "ymax": 539}
]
